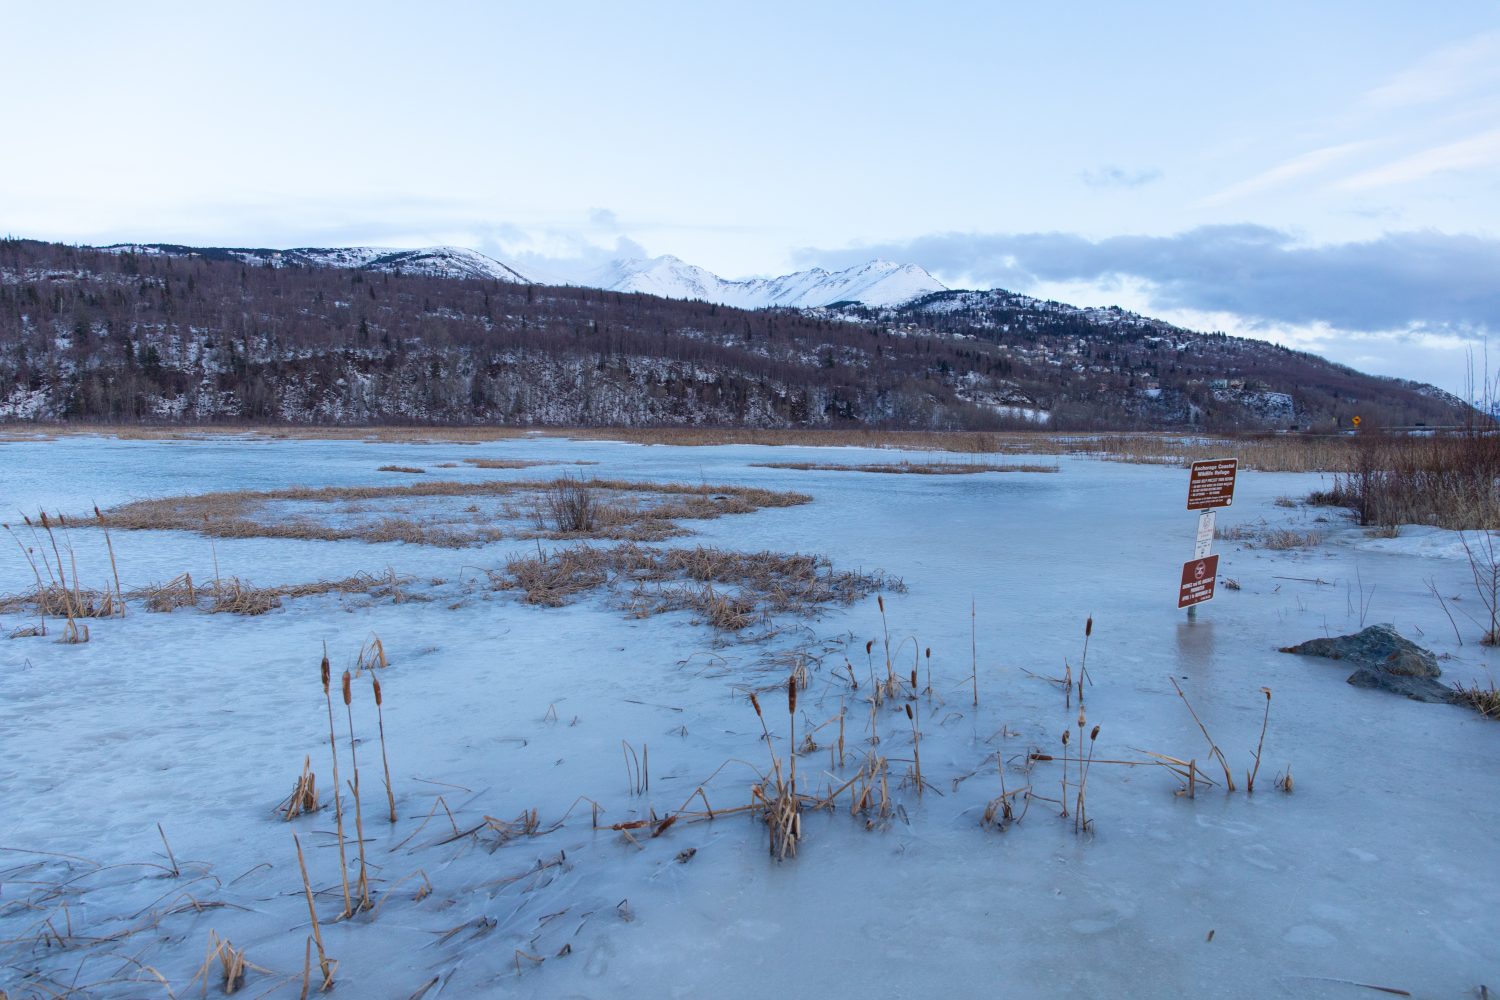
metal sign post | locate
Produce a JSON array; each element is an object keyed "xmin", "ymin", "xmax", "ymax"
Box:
[{"xmin": 1180, "ymin": 459, "xmax": 1236, "ymax": 615}]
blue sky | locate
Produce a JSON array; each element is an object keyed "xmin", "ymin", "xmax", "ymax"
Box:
[{"xmin": 4, "ymin": 2, "xmax": 1498, "ymax": 394}]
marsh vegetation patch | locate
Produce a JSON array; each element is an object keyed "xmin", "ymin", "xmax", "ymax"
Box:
[
  {"xmin": 490, "ymin": 542, "xmax": 903, "ymax": 631},
  {"xmin": 91, "ymin": 478, "xmax": 812, "ymax": 548},
  {"xmin": 751, "ymin": 460, "xmax": 1059, "ymax": 475}
]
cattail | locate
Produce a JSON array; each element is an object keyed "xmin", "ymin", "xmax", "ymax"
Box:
[
  {"xmin": 904, "ymin": 703, "xmax": 912, "ymax": 720},
  {"xmin": 1078, "ymin": 708, "xmax": 1086, "ymax": 729},
  {"xmin": 342, "ymin": 669, "xmax": 369, "ymax": 909},
  {"xmin": 320, "ymin": 652, "xmax": 350, "ymax": 917},
  {"xmin": 865, "ymin": 639, "xmax": 873, "ymax": 655},
  {"xmin": 1077, "ymin": 722, "xmax": 1101, "ymax": 832},
  {"xmin": 1079, "ymin": 616, "xmax": 1095, "ymax": 692},
  {"xmin": 787, "ymin": 675, "xmax": 797, "ymax": 716},
  {"xmin": 373, "ymin": 674, "xmax": 396, "ymax": 823},
  {"xmin": 910, "ymin": 668, "xmax": 917, "ymax": 691},
  {"xmin": 750, "ymin": 692, "xmax": 763, "ymax": 717},
  {"xmin": 1248, "ymin": 687, "xmax": 1274, "ymax": 794},
  {"xmin": 877, "ymin": 595, "xmax": 884, "ymax": 613},
  {"xmin": 1060, "ymin": 729, "xmax": 1070, "ymax": 817}
]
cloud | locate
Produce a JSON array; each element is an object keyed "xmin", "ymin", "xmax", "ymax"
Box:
[
  {"xmin": 476, "ymin": 227, "xmax": 649, "ymax": 285},
  {"xmin": 588, "ymin": 207, "xmax": 620, "ymax": 229},
  {"xmin": 1198, "ymin": 140, "xmax": 1373, "ymax": 206},
  {"xmin": 1364, "ymin": 30, "xmax": 1500, "ymax": 109},
  {"xmin": 1334, "ymin": 128, "xmax": 1500, "ymax": 191},
  {"xmin": 1080, "ymin": 166, "xmax": 1162, "ymax": 189},
  {"xmin": 795, "ymin": 225, "xmax": 1500, "ymax": 335}
]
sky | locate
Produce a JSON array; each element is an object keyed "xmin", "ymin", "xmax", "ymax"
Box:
[{"xmin": 3, "ymin": 2, "xmax": 1498, "ymax": 396}]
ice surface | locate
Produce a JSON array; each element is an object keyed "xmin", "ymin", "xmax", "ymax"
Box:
[{"xmin": 0, "ymin": 435, "xmax": 1496, "ymax": 998}]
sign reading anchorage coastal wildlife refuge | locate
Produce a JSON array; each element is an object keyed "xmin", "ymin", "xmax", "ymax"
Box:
[{"xmin": 1186, "ymin": 458, "xmax": 1237, "ymax": 510}]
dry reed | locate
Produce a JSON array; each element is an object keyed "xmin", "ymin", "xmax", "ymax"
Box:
[
  {"xmin": 1247, "ymin": 687, "xmax": 1272, "ymax": 792},
  {"xmin": 342, "ymin": 670, "xmax": 371, "ymax": 912},
  {"xmin": 291, "ymin": 834, "xmax": 336, "ymax": 991},
  {"xmin": 372, "ymin": 676, "xmax": 397, "ymax": 822},
  {"xmin": 1169, "ymin": 677, "xmax": 1236, "ymax": 791},
  {"xmin": 283, "ymin": 756, "xmax": 319, "ymax": 820},
  {"xmin": 319, "ymin": 653, "xmax": 352, "ymax": 918}
]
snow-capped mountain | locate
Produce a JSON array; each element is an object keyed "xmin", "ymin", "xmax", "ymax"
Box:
[
  {"xmin": 102, "ymin": 243, "xmax": 532, "ymax": 283},
  {"xmin": 596, "ymin": 256, "xmax": 945, "ymax": 308},
  {"xmin": 98, "ymin": 242, "xmax": 944, "ymax": 308}
]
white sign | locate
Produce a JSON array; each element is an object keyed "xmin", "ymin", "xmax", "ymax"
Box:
[{"xmin": 1194, "ymin": 509, "xmax": 1215, "ymax": 560}]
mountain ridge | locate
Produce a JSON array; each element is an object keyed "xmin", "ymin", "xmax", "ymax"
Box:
[
  {"xmin": 99, "ymin": 242, "xmax": 946, "ymax": 310},
  {"xmin": 3, "ymin": 238, "xmax": 1466, "ymax": 431}
]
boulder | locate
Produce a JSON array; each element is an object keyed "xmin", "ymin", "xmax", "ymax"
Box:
[{"xmin": 1280, "ymin": 624, "xmax": 1456, "ymax": 704}]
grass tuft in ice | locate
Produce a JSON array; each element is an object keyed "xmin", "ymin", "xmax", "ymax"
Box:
[
  {"xmin": 490, "ymin": 543, "xmax": 901, "ymax": 630},
  {"xmin": 1454, "ymin": 680, "xmax": 1500, "ymax": 719}
]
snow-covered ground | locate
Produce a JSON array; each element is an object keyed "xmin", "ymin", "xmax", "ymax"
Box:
[{"xmin": 1, "ymin": 434, "xmax": 1496, "ymax": 999}]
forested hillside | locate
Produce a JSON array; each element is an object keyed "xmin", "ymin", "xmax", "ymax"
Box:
[{"xmin": 0, "ymin": 239, "xmax": 1464, "ymax": 430}]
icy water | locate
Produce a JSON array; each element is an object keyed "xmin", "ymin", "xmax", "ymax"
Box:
[{"xmin": 1, "ymin": 434, "xmax": 1496, "ymax": 998}]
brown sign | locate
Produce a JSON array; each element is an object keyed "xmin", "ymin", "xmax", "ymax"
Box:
[
  {"xmin": 1187, "ymin": 459, "xmax": 1237, "ymax": 510},
  {"xmin": 1178, "ymin": 555, "xmax": 1219, "ymax": 609}
]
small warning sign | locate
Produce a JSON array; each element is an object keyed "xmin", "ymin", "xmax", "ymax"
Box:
[
  {"xmin": 1187, "ymin": 459, "xmax": 1237, "ymax": 510},
  {"xmin": 1178, "ymin": 555, "xmax": 1219, "ymax": 609},
  {"xmin": 1194, "ymin": 509, "xmax": 1216, "ymax": 559}
]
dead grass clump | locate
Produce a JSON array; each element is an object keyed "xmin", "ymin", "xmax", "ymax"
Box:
[
  {"xmin": 376, "ymin": 465, "xmax": 426, "ymax": 474},
  {"xmin": 282, "ymin": 756, "xmax": 319, "ymax": 819},
  {"xmin": 94, "ymin": 478, "xmax": 809, "ymax": 548},
  {"xmin": 751, "ymin": 460, "xmax": 1059, "ymax": 475},
  {"xmin": 0, "ymin": 584, "xmax": 114, "ymax": 618},
  {"xmin": 497, "ymin": 545, "xmax": 613, "ymax": 607},
  {"xmin": 209, "ymin": 578, "xmax": 283, "ymax": 616},
  {"xmin": 142, "ymin": 573, "xmax": 198, "ymax": 611},
  {"xmin": 463, "ymin": 457, "xmax": 561, "ymax": 469},
  {"xmin": 190, "ymin": 930, "xmax": 269, "ymax": 995},
  {"xmin": 127, "ymin": 570, "xmax": 414, "ymax": 616},
  {"xmin": 1261, "ymin": 529, "xmax": 1323, "ymax": 550},
  {"xmin": 1215, "ymin": 523, "xmax": 1321, "ymax": 549},
  {"xmin": 492, "ymin": 543, "xmax": 901, "ymax": 629},
  {"xmin": 643, "ymin": 582, "xmax": 758, "ymax": 631},
  {"xmin": 1454, "ymin": 680, "xmax": 1500, "ymax": 719},
  {"xmin": 542, "ymin": 475, "xmax": 597, "ymax": 533}
]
